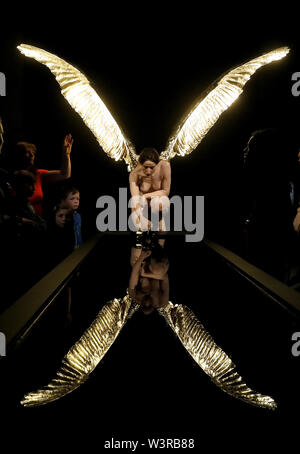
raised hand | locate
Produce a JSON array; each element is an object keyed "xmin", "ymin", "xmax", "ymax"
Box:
[{"xmin": 63, "ymin": 133, "xmax": 73, "ymax": 155}]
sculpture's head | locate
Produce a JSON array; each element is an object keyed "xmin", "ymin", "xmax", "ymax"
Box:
[{"xmin": 139, "ymin": 148, "xmax": 160, "ymax": 176}]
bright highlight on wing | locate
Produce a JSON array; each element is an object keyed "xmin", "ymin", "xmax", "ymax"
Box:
[
  {"xmin": 158, "ymin": 303, "xmax": 277, "ymax": 409},
  {"xmin": 17, "ymin": 44, "xmax": 138, "ymax": 171},
  {"xmin": 21, "ymin": 295, "xmax": 139, "ymax": 407},
  {"xmin": 161, "ymin": 47, "xmax": 290, "ymax": 161},
  {"xmin": 20, "ymin": 294, "xmax": 276, "ymax": 408}
]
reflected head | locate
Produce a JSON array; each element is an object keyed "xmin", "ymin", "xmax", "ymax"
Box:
[
  {"xmin": 141, "ymin": 296, "xmax": 155, "ymax": 315},
  {"xmin": 142, "ymin": 306, "xmax": 155, "ymax": 315}
]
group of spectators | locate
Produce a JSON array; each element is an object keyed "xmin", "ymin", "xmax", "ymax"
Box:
[{"xmin": 0, "ymin": 120, "xmax": 83, "ymax": 308}]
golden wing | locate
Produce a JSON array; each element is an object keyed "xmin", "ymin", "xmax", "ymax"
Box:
[
  {"xmin": 158, "ymin": 302, "xmax": 276, "ymax": 409},
  {"xmin": 17, "ymin": 44, "xmax": 139, "ymax": 171},
  {"xmin": 21, "ymin": 294, "xmax": 139, "ymax": 407},
  {"xmin": 160, "ymin": 47, "xmax": 289, "ymax": 161}
]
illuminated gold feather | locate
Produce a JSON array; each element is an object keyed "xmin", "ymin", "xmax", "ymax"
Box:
[
  {"xmin": 17, "ymin": 44, "xmax": 139, "ymax": 171},
  {"xmin": 158, "ymin": 302, "xmax": 277, "ymax": 409},
  {"xmin": 160, "ymin": 47, "xmax": 289, "ymax": 161},
  {"xmin": 21, "ymin": 294, "xmax": 139, "ymax": 407}
]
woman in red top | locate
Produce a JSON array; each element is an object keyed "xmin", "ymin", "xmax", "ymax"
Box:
[{"xmin": 10, "ymin": 134, "xmax": 73, "ymax": 216}]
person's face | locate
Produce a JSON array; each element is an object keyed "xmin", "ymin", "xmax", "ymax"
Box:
[
  {"xmin": 63, "ymin": 191, "xmax": 80, "ymax": 211},
  {"xmin": 24, "ymin": 149, "xmax": 36, "ymax": 167},
  {"xmin": 23, "ymin": 181, "xmax": 35, "ymax": 198},
  {"xmin": 142, "ymin": 160, "xmax": 156, "ymax": 176},
  {"xmin": 55, "ymin": 209, "xmax": 68, "ymax": 228}
]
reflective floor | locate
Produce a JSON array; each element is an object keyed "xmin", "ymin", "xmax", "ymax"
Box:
[{"xmin": 1, "ymin": 234, "xmax": 300, "ymax": 447}]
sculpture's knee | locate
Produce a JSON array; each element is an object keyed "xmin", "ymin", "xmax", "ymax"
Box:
[{"xmin": 150, "ymin": 196, "xmax": 170, "ymax": 213}]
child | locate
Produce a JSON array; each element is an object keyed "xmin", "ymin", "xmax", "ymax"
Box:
[
  {"xmin": 46, "ymin": 205, "xmax": 74, "ymax": 270},
  {"xmin": 46, "ymin": 204, "xmax": 75, "ymax": 323},
  {"xmin": 58, "ymin": 185, "xmax": 83, "ymax": 249}
]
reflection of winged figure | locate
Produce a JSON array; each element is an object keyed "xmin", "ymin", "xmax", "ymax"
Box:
[
  {"xmin": 21, "ymin": 291, "xmax": 276, "ymax": 409},
  {"xmin": 21, "ymin": 239, "xmax": 276, "ymax": 409},
  {"xmin": 17, "ymin": 44, "xmax": 289, "ymax": 171}
]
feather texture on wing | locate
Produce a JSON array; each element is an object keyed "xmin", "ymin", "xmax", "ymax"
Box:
[
  {"xmin": 158, "ymin": 302, "xmax": 277, "ymax": 409},
  {"xmin": 17, "ymin": 44, "xmax": 139, "ymax": 171},
  {"xmin": 160, "ymin": 47, "xmax": 289, "ymax": 161},
  {"xmin": 21, "ymin": 294, "xmax": 139, "ymax": 407}
]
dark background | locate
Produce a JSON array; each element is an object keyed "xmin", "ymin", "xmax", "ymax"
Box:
[{"xmin": 1, "ymin": 9, "xmax": 300, "ymax": 450}]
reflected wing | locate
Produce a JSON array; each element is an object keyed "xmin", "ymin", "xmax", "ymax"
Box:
[
  {"xmin": 161, "ymin": 47, "xmax": 289, "ymax": 161},
  {"xmin": 158, "ymin": 302, "xmax": 276, "ymax": 409},
  {"xmin": 17, "ymin": 44, "xmax": 139, "ymax": 171},
  {"xmin": 21, "ymin": 294, "xmax": 139, "ymax": 407}
]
